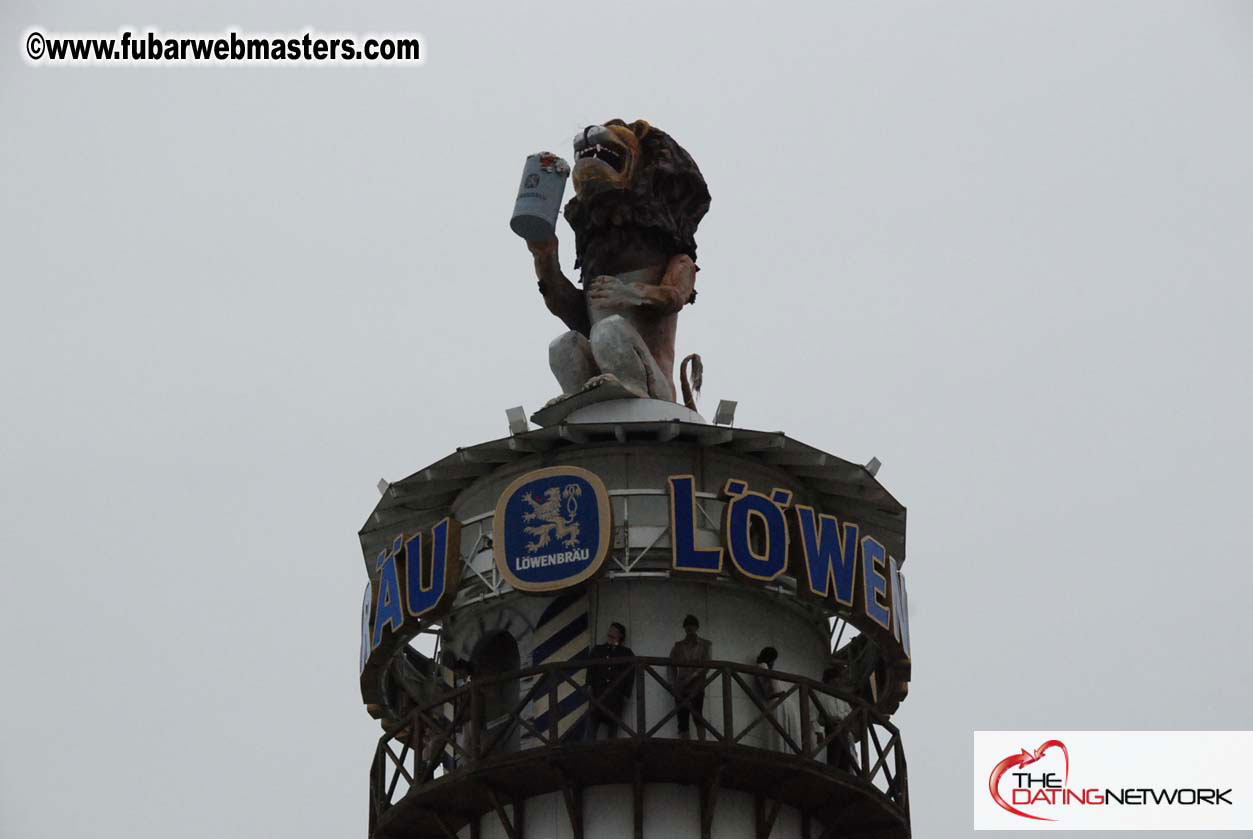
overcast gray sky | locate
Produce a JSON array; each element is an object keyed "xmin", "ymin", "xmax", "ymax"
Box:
[{"xmin": 3, "ymin": 1, "xmax": 1251, "ymax": 837}]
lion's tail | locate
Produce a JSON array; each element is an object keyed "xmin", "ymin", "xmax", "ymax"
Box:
[{"xmin": 679, "ymin": 353, "xmax": 703, "ymax": 412}]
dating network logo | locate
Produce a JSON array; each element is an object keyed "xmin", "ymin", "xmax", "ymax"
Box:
[{"xmin": 986, "ymin": 737, "xmax": 1233, "ymax": 823}]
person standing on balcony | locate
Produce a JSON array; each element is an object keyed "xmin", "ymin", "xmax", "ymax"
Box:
[
  {"xmin": 668, "ymin": 614, "xmax": 713, "ymax": 740},
  {"xmin": 448, "ymin": 658, "xmax": 474, "ymax": 770},
  {"xmin": 583, "ymin": 621, "xmax": 635, "ymax": 741},
  {"xmin": 753, "ymin": 646, "xmax": 782, "ymax": 703},
  {"xmin": 818, "ymin": 662, "xmax": 856, "ymax": 772},
  {"xmin": 753, "ymin": 646, "xmax": 784, "ymax": 751}
]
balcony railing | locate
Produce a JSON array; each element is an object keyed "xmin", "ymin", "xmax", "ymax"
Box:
[{"xmin": 370, "ymin": 656, "xmax": 908, "ymax": 833}]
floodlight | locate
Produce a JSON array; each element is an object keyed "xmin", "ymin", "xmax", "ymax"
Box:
[{"xmin": 506, "ymin": 406, "xmax": 529, "ymax": 436}]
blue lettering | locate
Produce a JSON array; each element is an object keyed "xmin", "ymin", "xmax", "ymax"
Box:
[
  {"xmin": 406, "ymin": 518, "xmax": 458, "ymax": 617},
  {"xmin": 359, "ymin": 581, "xmax": 373, "ymax": 674},
  {"xmin": 889, "ymin": 558, "xmax": 910, "ymax": 659},
  {"xmin": 861, "ymin": 536, "xmax": 891, "ymax": 629},
  {"xmin": 668, "ymin": 475, "xmax": 723, "ymax": 572},
  {"xmin": 724, "ymin": 486, "xmax": 788, "ymax": 581},
  {"xmin": 371, "ymin": 552, "xmax": 404, "ymax": 648},
  {"xmin": 794, "ymin": 505, "xmax": 859, "ymax": 605}
]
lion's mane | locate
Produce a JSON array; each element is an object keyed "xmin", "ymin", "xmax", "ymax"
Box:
[{"xmin": 563, "ymin": 121, "xmax": 711, "ymax": 282}]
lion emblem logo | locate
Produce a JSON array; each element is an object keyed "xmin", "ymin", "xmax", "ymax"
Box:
[
  {"xmin": 494, "ymin": 466, "xmax": 611, "ymax": 591},
  {"xmin": 521, "ymin": 483, "xmax": 583, "ymax": 551}
]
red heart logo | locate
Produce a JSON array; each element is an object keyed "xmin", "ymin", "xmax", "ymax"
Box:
[{"xmin": 988, "ymin": 739, "xmax": 1070, "ymax": 821}]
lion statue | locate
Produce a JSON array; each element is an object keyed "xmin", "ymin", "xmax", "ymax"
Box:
[{"xmin": 526, "ymin": 119, "xmax": 711, "ymax": 407}]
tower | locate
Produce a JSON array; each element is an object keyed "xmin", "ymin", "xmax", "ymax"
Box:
[{"xmin": 357, "ymin": 119, "xmax": 912, "ymax": 839}]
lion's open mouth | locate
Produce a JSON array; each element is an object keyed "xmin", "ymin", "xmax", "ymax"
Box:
[
  {"xmin": 575, "ymin": 142, "xmax": 626, "ymax": 173},
  {"xmin": 571, "ymin": 124, "xmax": 638, "ymax": 194}
]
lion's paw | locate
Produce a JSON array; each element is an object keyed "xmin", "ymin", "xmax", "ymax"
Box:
[
  {"xmin": 583, "ymin": 373, "xmax": 648, "ymax": 399},
  {"xmin": 581, "ymin": 373, "xmax": 622, "ymax": 391}
]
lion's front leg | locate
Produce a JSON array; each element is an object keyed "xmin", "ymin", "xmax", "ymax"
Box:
[
  {"xmin": 548, "ymin": 331, "xmax": 599, "ymax": 396},
  {"xmin": 525, "ymin": 525, "xmax": 553, "ymax": 552},
  {"xmin": 588, "ymin": 315, "xmax": 674, "ymax": 402},
  {"xmin": 529, "ymin": 237, "xmax": 591, "ymax": 335}
]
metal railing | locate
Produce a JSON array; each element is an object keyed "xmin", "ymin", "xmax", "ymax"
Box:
[{"xmin": 370, "ymin": 656, "xmax": 908, "ymax": 823}]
